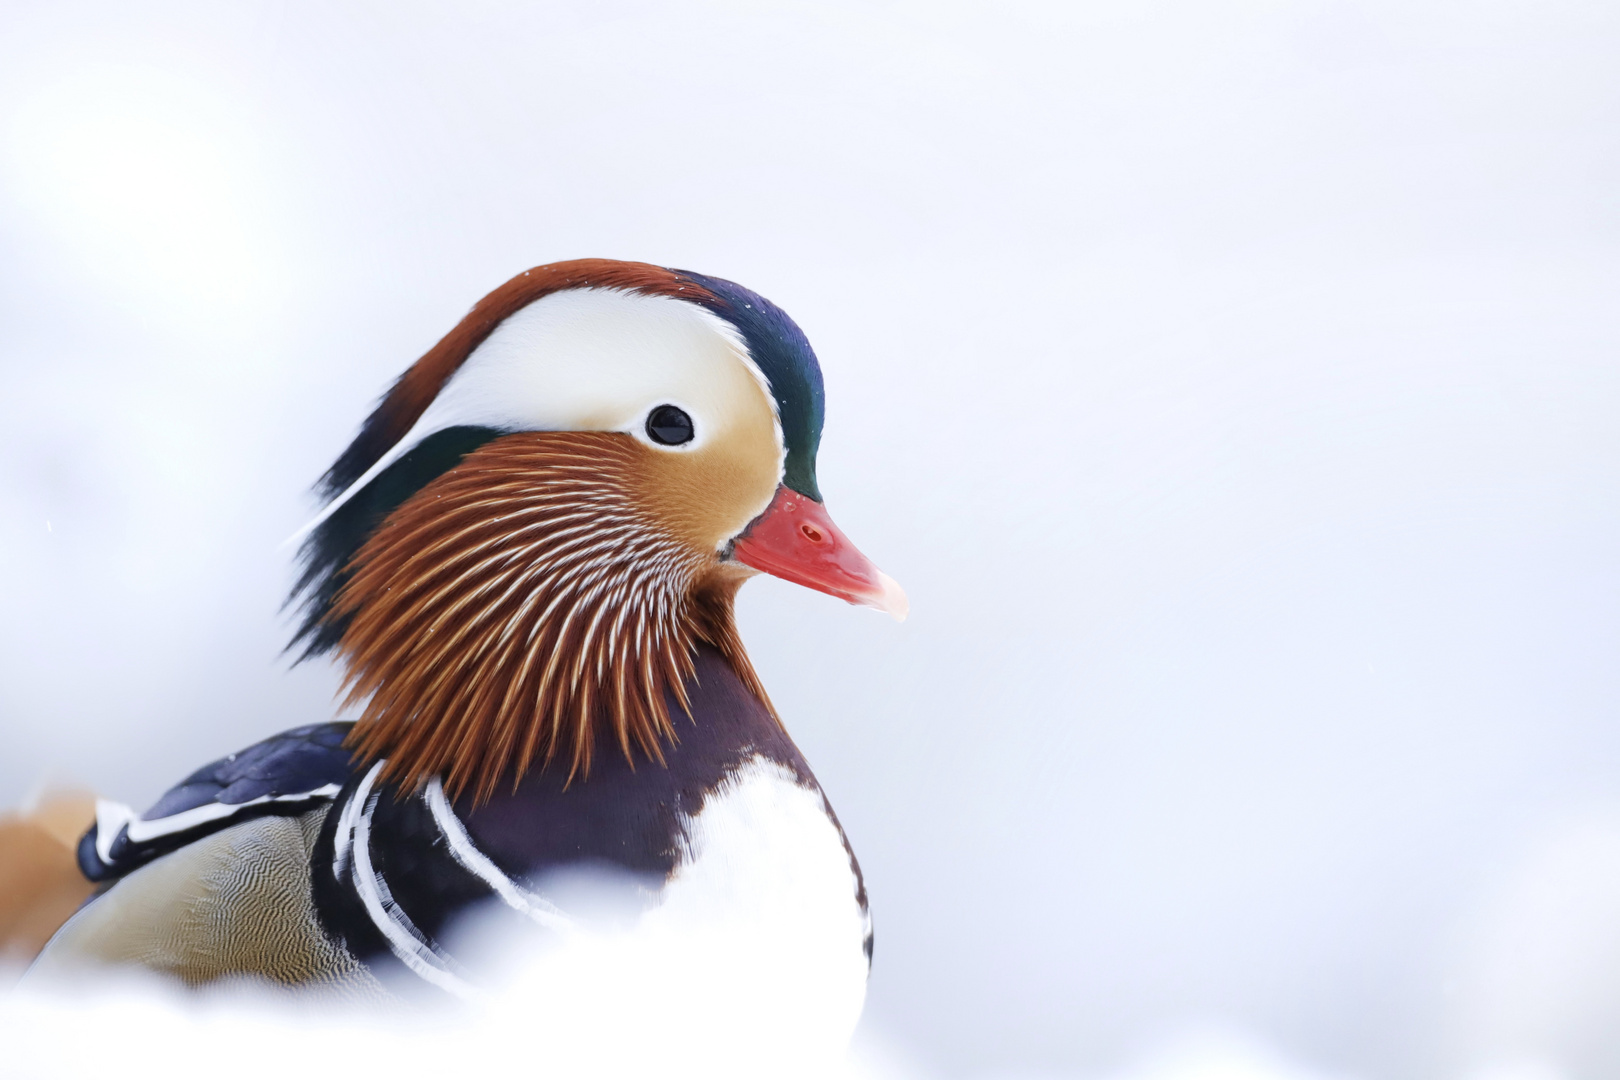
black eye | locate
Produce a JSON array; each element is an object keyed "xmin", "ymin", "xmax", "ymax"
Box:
[{"xmin": 645, "ymin": 404, "xmax": 695, "ymax": 446}]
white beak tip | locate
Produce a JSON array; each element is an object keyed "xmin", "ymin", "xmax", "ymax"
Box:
[{"xmin": 870, "ymin": 572, "xmax": 909, "ymax": 623}]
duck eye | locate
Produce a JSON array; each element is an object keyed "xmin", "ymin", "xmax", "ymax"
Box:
[{"xmin": 645, "ymin": 404, "xmax": 695, "ymax": 446}]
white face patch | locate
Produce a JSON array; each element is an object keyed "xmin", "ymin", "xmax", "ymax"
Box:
[
  {"xmin": 298, "ymin": 287, "xmax": 785, "ymax": 538},
  {"xmin": 423, "ymin": 288, "xmax": 776, "ymax": 453}
]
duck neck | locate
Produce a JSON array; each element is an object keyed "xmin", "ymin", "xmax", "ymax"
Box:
[{"xmin": 451, "ymin": 643, "xmax": 809, "ymax": 880}]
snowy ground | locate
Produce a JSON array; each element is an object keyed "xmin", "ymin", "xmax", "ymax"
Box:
[{"xmin": 0, "ymin": 978, "xmax": 1362, "ymax": 1080}]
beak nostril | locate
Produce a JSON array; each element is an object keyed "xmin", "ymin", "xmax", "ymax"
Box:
[{"xmin": 800, "ymin": 524, "xmax": 824, "ymax": 544}]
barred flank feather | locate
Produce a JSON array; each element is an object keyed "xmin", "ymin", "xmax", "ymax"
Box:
[{"xmin": 331, "ymin": 432, "xmax": 771, "ymax": 804}]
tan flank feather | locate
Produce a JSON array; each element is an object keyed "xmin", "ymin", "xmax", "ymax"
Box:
[{"xmin": 0, "ymin": 790, "xmax": 96, "ymax": 968}]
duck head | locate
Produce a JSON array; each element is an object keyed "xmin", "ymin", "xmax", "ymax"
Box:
[{"xmin": 290, "ymin": 260, "xmax": 904, "ymax": 801}]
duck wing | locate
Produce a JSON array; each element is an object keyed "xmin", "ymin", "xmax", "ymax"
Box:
[{"xmin": 78, "ymin": 722, "xmax": 357, "ymax": 883}]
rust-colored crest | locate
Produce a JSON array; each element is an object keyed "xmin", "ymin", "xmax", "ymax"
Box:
[{"xmin": 331, "ymin": 431, "xmax": 769, "ymax": 803}]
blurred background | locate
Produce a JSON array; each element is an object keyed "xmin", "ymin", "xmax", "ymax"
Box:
[{"xmin": 2, "ymin": 2, "xmax": 1618, "ymax": 1077}]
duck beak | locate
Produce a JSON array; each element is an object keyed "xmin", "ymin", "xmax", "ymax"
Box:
[{"xmin": 731, "ymin": 486, "xmax": 908, "ymax": 622}]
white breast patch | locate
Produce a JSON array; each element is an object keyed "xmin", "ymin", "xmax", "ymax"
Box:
[
  {"xmin": 477, "ymin": 756, "xmax": 871, "ymax": 1073},
  {"xmin": 658, "ymin": 755, "xmax": 870, "ymax": 963},
  {"xmin": 652, "ymin": 756, "xmax": 870, "ymax": 1042}
]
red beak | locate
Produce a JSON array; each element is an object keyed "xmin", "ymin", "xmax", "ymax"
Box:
[{"xmin": 731, "ymin": 486, "xmax": 908, "ymax": 621}]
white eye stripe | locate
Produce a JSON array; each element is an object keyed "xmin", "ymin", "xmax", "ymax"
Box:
[{"xmin": 289, "ymin": 287, "xmax": 784, "ymax": 544}]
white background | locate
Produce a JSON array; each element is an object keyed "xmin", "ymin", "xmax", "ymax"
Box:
[{"xmin": 2, "ymin": 3, "xmax": 1618, "ymax": 1078}]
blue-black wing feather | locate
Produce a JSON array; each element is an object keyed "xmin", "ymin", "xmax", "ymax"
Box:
[{"xmin": 78, "ymin": 722, "xmax": 358, "ymax": 883}]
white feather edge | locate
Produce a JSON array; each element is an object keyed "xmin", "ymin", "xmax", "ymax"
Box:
[{"xmin": 92, "ymin": 785, "xmax": 342, "ymax": 864}]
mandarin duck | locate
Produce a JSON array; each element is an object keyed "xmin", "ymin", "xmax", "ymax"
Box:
[{"xmin": 24, "ymin": 260, "xmax": 904, "ymax": 1018}]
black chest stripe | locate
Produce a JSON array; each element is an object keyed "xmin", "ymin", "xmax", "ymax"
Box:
[{"xmin": 319, "ymin": 762, "xmax": 582, "ymax": 995}]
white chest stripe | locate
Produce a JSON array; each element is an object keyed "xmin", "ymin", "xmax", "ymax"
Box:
[
  {"xmin": 337, "ymin": 762, "xmax": 476, "ymax": 998},
  {"xmin": 328, "ymin": 758, "xmax": 862, "ymax": 1008},
  {"xmin": 423, "ymin": 779, "xmax": 577, "ymax": 936}
]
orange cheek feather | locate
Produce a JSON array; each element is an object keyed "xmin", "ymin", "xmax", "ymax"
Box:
[{"xmin": 330, "ymin": 432, "xmax": 772, "ymax": 803}]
